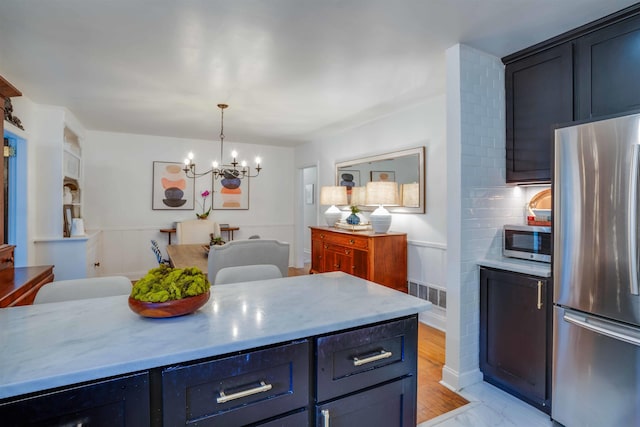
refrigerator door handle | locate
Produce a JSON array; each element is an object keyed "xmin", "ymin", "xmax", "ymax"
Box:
[
  {"xmin": 629, "ymin": 144, "xmax": 640, "ymax": 295},
  {"xmin": 563, "ymin": 309, "xmax": 640, "ymax": 347}
]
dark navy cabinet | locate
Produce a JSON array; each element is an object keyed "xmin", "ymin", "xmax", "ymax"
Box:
[
  {"xmin": 503, "ymin": 4, "xmax": 640, "ymax": 184},
  {"xmin": 479, "ymin": 267, "xmax": 552, "ymax": 414}
]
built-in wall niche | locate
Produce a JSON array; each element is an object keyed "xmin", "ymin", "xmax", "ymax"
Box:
[{"xmin": 62, "ymin": 126, "xmax": 82, "ymax": 235}]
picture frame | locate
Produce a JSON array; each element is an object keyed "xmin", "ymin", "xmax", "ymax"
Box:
[
  {"xmin": 152, "ymin": 161, "xmax": 195, "ymax": 210},
  {"xmin": 338, "ymin": 170, "xmax": 360, "ymax": 205},
  {"xmin": 370, "ymin": 170, "xmax": 396, "ymax": 182},
  {"xmin": 212, "ymin": 167, "xmax": 250, "ymax": 210},
  {"xmin": 305, "ymin": 184, "xmax": 314, "ymax": 205}
]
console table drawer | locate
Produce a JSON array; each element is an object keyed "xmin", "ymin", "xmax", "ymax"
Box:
[
  {"xmin": 162, "ymin": 340, "xmax": 309, "ymax": 426},
  {"xmin": 316, "ymin": 317, "xmax": 417, "ymax": 402},
  {"xmin": 312, "ymin": 230, "xmax": 369, "ymax": 250}
]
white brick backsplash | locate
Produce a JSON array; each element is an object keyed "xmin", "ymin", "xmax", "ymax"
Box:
[{"xmin": 445, "ymin": 44, "xmax": 530, "ymax": 389}]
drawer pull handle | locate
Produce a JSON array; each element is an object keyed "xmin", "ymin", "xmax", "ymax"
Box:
[
  {"xmin": 353, "ymin": 350, "xmax": 393, "ymax": 366},
  {"xmin": 216, "ymin": 380, "xmax": 272, "ymax": 404},
  {"xmin": 321, "ymin": 409, "xmax": 330, "ymax": 427},
  {"xmin": 344, "ymin": 249, "xmax": 351, "ymax": 255},
  {"xmin": 324, "ymin": 244, "xmax": 329, "ymax": 249},
  {"xmin": 349, "ymin": 239, "xmax": 355, "ymax": 244},
  {"xmin": 537, "ymin": 280, "xmax": 543, "ymax": 310}
]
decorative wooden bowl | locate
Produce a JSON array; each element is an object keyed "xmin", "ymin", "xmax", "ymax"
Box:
[{"xmin": 128, "ymin": 290, "xmax": 210, "ymax": 318}]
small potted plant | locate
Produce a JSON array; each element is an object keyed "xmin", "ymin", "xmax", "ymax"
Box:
[
  {"xmin": 210, "ymin": 233, "xmax": 225, "ymax": 246},
  {"xmin": 346, "ymin": 205, "xmax": 361, "ymax": 225}
]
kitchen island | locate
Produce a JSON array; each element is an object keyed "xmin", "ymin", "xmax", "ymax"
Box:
[{"xmin": 0, "ymin": 272, "xmax": 431, "ymax": 426}]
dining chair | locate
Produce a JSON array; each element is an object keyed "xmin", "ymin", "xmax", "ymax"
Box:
[
  {"xmin": 175, "ymin": 219, "xmax": 221, "ymax": 245},
  {"xmin": 33, "ymin": 276, "xmax": 132, "ymax": 304},
  {"xmin": 151, "ymin": 239, "xmax": 170, "ymax": 265},
  {"xmin": 214, "ymin": 264, "xmax": 282, "ymax": 285},
  {"xmin": 208, "ymin": 239, "xmax": 290, "ymax": 284}
]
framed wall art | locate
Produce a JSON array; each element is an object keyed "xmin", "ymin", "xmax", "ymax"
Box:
[
  {"xmin": 212, "ymin": 167, "xmax": 250, "ymax": 210},
  {"xmin": 152, "ymin": 161, "xmax": 195, "ymax": 210},
  {"xmin": 371, "ymin": 170, "xmax": 396, "ymax": 182}
]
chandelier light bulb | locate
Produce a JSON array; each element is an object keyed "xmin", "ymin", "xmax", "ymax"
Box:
[
  {"xmin": 255, "ymin": 157, "xmax": 261, "ymax": 165},
  {"xmin": 241, "ymin": 160, "xmax": 247, "ymax": 167},
  {"xmin": 231, "ymin": 150, "xmax": 238, "ymax": 159},
  {"xmin": 212, "ymin": 161, "xmax": 218, "ymax": 168},
  {"xmin": 188, "ymin": 152, "xmax": 194, "ymax": 160},
  {"xmin": 184, "ymin": 158, "xmax": 190, "ymax": 165}
]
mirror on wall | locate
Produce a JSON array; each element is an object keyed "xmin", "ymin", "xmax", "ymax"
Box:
[{"xmin": 335, "ymin": 146, "xmax": 425, "ymax": 213}]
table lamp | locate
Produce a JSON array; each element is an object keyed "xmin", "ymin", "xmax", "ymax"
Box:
[
  {"xmin": 365, "ymin": 181, "xmax": 399, "ymax": 233},
  {"xmin": 320, "ymin": 186, "xmax": 347, "ymax": 226},
  {"xmin": 401, "ymin": 182, "xmax": 420, "ymax": 207}
]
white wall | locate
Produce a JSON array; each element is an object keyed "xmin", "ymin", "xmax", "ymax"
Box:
[
  {"xmin": 82, "ymin": 131, "xmax": 295, "ymax": 279},
  {"xmin": 443, "ymin": 44, "xmax": 531, "ymax": 391},
  {"xmin": 295, "ymin": 95, "xmax": 448, "ymax": 327}
]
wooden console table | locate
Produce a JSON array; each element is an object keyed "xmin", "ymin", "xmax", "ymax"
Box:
[
  {"xmin": 0, "ymin": 265, "xmax": 55, "ymax": 307},
  {"xmin": 310, "ymin": 226, "xmax": 407, "ymax": 292}
]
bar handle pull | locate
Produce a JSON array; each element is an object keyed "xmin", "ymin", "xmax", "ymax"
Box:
[
  {"xmin": 537, "ymin": 281, "xmax": 543, "ymax": 310},
  {"xmin": 216, "ymin": 381, "xmax": 272, "ymax": 404},
  {"xmin": 563, "ymin": 310, "xmax": 640, "ymax": 347},
  {"xmin": 629, "ymin": 144, "xmax": 640, "ymax": 295},
  {"xmin": 322, "ymin": 409, "xmax": 330, "ymax": 427},
  {"xmin": 353, "ymin": 349, "xmax": 393, "ymax": 366}
]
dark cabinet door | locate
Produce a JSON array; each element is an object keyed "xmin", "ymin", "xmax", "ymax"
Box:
[
  {"xmin": 479, "ymin": 267, "xmax": 551, "ymax": 414},
  {"xmin": 576, "ymin": 13, "xmax": 640, "ymax": 119},
  {"xmin": 315, "ymin": 377, "xmax": 416, "ymax": 427},
  {"xmin": 0, "ymin": 372, "xmax": 150, "ymax": 427},
  {"xmin": 505, "ymin": 42, "xmax": 573, "ymax": 183}
]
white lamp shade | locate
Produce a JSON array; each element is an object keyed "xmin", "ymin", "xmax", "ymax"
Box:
[
  {"xmin": 365, "ymin": 181, "xmax": 399, "ymax": 206},
  {"xmin": 401, "ymin": 182, "xmax": 420, "ymax": 207},
  {"xmin": 349, "ymin": 186, "xmax": 367, "ymax": 206},
  {"xmin": 320, "ymin": 186, "xmax": 348, "ymax": 206}
]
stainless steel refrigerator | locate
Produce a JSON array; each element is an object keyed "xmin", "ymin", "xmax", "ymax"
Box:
[{"xmin": 553, "ymin": 112, "xmax": 640, "ymax": 427}]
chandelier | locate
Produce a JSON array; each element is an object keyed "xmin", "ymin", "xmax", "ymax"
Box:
[{"xmin": 183, "ymin": 104, "xmax": 262, "ymax": 179}]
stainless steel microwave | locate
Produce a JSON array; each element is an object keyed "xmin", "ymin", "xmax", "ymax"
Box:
[{"xmin": 503, "ymin": 224, "xmax": 551, "ymax": 263}]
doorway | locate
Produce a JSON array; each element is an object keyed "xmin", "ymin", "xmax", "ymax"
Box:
[
  {"xmin": 4, "ymin": 131, "xmax": 27, "ymax": 266},
  {"xmin": 296, "ymin": 164, "xmax": 318, "ymax": 268}
]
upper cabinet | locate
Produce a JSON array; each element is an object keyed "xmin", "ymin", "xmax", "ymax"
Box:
[
  {"xmin": 503, "ymin": 4, "xmax": 640, "ymax": 184},
  {"xmin": 575, "ymin": 14, "xmax": 640, "ymax": 119},
  {"xmin": 505, "ymin": 43, "xmax": 573, "ymax": 183}
]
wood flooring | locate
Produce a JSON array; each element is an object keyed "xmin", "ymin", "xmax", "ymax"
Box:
[
  {"xmin": 417, "ymin": 322, "xmax": 469, "ymax": 423},
  {"xmin": 289, "ymin": 265, "xmax": 469, "ymax": 423}
]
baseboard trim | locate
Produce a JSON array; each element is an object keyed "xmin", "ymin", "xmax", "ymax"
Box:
[
  {"xmin": 419, "ymin": 309, "xmax": 446, "ymax": 331},
  {"xmin": 441, "ymin": 365, "xmax": 483, "ymax": 391}
]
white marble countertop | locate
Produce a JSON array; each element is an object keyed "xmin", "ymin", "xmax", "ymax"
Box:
[
  {"xmin": 478, "ymin": 257, "xmax": 551, "ymax": 278},
  {"xmin": 0, "ymin": 272, "xmax": 431, "ymax": 399}
]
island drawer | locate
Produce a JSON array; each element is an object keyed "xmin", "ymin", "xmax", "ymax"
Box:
[
  {"xmin": 162, "ymin": 340, "xmax": 309, "ymax": 426},
  {"xmin": 0, "ymin": 372, "xmax": 150, "ymax": 426},
  {"xmin": 315, "ymin": 316, "xmax": 417, "ymax": 402}
]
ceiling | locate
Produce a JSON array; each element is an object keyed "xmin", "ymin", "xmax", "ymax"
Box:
[{"xmin": 0, "ymin": 0, "xmax": 637, "ymax": 146}]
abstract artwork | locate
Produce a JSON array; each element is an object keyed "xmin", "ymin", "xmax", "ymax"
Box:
[
  {"xmin": 152, "ymin": 161, "xmax": 195, "ymax": 210},
  {"xmin": 212, "ymin": 167, "xmax": 250, "ymax": 210},
  {"xmin": 370, "ymin": 170, "xmax": 396, "ymax": 182}
]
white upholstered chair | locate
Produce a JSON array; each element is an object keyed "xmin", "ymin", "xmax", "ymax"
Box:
[
  {"xmin": 175, "ymin": 219, "xmax": 221, "ymax": 245},
  {"xmin": 214, "ymin": 264, "xmax": 283, "ymax": 285},
  {"xmin": 33, "ymin": 276, "xmax": 132, "ymax": 304},
  {"xmin": 208, "ymin": 239, "xmax": 290, "ymax": 284}
]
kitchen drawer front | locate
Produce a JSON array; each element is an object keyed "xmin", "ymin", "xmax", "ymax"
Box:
[
  {"xmin": 316, "ymin": 316, "xmax": 417, "ymax": 402},
  {"xmin": 162, "ymin": 340, "xmax": 309, "ymax": 427},
  {"xmin": 256, "ymin": 409, "xmax": 308, "ymax": 426},
  {"xmin": 312, "ymin": 230, "xmax": 369, "ymax": 250},
  {"xmin": 0, "ymin": 372, "xmax": 150, "ymax": 427}
]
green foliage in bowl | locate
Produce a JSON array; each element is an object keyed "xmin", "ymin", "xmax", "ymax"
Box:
[{"xmin": 131, "ymin": 265, "xmax": 210, "ymax": 302}]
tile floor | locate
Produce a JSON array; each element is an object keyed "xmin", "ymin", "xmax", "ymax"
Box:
[{"xmin": 419, "ymin": 381, "xmax": 554, "ymax": 427}]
